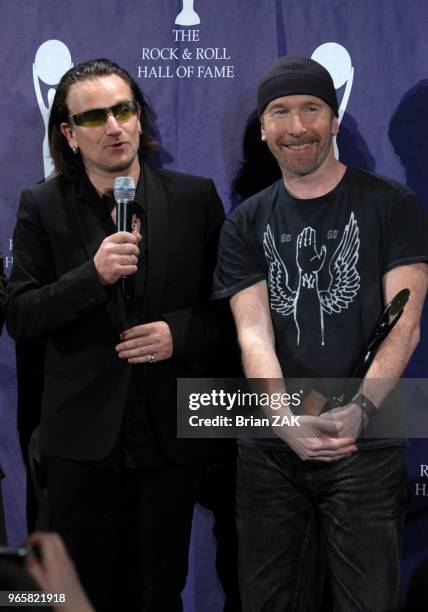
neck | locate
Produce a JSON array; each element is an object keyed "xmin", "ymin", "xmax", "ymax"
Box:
[
  {"xmin": 86, "ymin": 158, "xmax": 141, "ymax": 197},
  {"xmin": 283, "ymin": 156, "xmax": 346, "ymax": 200}
]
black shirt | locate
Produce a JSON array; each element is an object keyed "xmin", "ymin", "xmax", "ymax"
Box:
[
  {"xmin": 80, "ymin": 171, "xmax": 166, "ymax": 470},
  {"xmin": 213, "ymin": 166, "xmax": 428, "ymax": 449}
]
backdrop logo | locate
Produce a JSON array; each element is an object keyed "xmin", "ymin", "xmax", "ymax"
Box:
[
  {"xmin": 311, "ymin": 42, "xmax": 354, "ymax": 160},
  {"xmin": 137, "ymin": 1, "xmax": 234, "ymax": 80},
  {"xmin": 175, "ymin": 0, "xmax": 200, "ymax": 26},
  {"xmin": 33, "ymin": 40, "xmax": 73, "ymax": 178},
  {"xmin": 3, "ymin": 238, "xmax": 13, "ymax": 270},
  {"xmin": 415, "ymin": 464, "xmax": 428, "ymax": 496}
]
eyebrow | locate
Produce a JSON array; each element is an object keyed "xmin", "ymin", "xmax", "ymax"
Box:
[
  {"xmin": 267, "ymin": 99, "xmax": 324, "ymax": 112},
  {"xmin": 268, "ymin": 102, "xmax": 288, "ymax": 111}
]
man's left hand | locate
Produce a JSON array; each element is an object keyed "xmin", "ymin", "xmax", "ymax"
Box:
[
  {"xmin": 318, "ymin": 402, "xmax": 368, "ymax": 440},
  {"xmin": 116, "ymin": 321, "xmax": 173, "ymax": 364}
]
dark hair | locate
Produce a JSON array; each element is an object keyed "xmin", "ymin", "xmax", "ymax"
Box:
[{"xmin": 48, "ymin": 58, "xmax": 156, "ymax": 179}]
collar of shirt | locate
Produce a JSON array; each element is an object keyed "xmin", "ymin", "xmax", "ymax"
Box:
[{"xmin": 78, "ymin": 165, "xmax": 146, "ymax": 228}]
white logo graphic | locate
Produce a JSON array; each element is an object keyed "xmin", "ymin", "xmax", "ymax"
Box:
[
  {"xmin": 175, "ymin": 0, "xmax": 200, "ymax": 26},
  {"xmin": 263, "ymin": 213, "xmax": 360, "ymax": 346},
  {"xmin": 33, "ymin": 40, "xmax": 73, "ymax": 178},
  {"xmin": 311, "ymin": 42, "xmax": 354, "ymax": 160}
]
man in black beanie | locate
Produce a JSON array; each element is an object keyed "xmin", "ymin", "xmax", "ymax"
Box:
[{"xmin": 213, "ymin": 54, "xmax": 428, "ymax": 611}]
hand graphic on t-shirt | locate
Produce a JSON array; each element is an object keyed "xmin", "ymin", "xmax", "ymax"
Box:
[{"xmin": 296, "ymin": 227, "xmax": 327, "ymax": 275}]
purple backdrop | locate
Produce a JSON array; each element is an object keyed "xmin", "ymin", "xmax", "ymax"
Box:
[{"xmin": 0, "ymin": 1, "xmax": 427, "ymax": 609}]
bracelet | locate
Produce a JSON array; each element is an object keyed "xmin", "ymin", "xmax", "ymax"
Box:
[{"xmin": 353, "ymin": 393, "xmax": 378, "ymax": 420}]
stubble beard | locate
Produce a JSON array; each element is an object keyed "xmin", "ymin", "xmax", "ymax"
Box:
[
  {"xmin": 273, "ymin": 132, "xmax": 334, "ymax": 178},
  {"xmin": 90, "ymin": 147, "xmax": 139, "ymax": 176}
]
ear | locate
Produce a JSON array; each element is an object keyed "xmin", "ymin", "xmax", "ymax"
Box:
[
  {"xmin": 331, "ymin": 115, "xmax": 339, "ymax": 136},
  {"xmin": 60, "ymin": 122, "xmax": 78, "ymax": 151},
  {"xmin": 261, "ymin": 119, "xmax": 267, "ymax": 142}
]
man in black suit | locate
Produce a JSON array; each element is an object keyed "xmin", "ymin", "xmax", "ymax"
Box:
[{"xmin": 6, "ymin": 58, "xmax": 227, "ymax": 611}]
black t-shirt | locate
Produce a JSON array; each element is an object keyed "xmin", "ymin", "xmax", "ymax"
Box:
[{"xmin": 213, "ymin": 166, "xmax": 428, "ymax": 448}]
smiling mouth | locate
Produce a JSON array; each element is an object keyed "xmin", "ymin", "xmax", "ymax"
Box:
[{"xmin": 283, "ymin": 142, "xmax": 316, "ymax": 150}]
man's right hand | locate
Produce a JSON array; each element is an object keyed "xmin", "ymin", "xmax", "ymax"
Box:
[
  {"xmin": 94, "ymin": 231, "xmax": 141, "ymax": 285},
  {"xmin": 276, "ymin": 415, "xmax": 357, "ymax": 462}
]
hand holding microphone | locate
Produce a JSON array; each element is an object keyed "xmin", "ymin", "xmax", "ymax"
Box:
[
  {"xmin": 93, "ymin": 232, "xmax": 140, "ymax": 286},
  {"xmin": 94, "ymin": 176, "xmax": 140, "ymax": 289}
]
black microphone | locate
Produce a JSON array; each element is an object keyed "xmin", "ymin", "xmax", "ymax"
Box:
[{"xmin": 113, "ymin": 176, "xmax": 136, "ymax": 299}]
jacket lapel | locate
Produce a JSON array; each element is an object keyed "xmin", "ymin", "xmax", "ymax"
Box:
[
  {"xmin": 71, "ymin": 178, "xmax": 128, "ymax": 335},
  {"xmin": 73, "ymin": 189, "xmax": 106, "ymax": 259},
  {"xmin": 142, "ymin": 163, "xmax": 168, "ymax": 317}
]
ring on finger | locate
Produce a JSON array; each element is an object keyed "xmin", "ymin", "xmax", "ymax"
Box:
[{"xmin": 148, "ymin": 353, "xmax": 156, "ymax": 364}]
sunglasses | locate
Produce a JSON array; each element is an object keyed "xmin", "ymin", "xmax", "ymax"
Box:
[{"xmin": 69, "ymin": 100, "xmax": 139, "ymax": 128}]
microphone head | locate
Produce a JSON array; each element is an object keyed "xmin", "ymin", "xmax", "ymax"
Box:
[{"xmin": 113, "ymin": 176, "xmax": 136, "ymax": 204}]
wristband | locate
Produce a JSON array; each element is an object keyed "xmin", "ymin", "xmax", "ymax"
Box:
[{"xmin": 353, "ymin": 393, "xmax": 378, "ymax": 420}]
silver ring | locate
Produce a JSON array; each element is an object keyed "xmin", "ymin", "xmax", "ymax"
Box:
[{"xmin": 148, "ymin": 354, "xmax": 156, "ymax": 364}]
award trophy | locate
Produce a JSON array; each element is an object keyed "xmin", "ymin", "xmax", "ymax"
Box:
[
  {"xmin": 175, "ymin": 0, "xmax": 200, "ymax": 26},
  {"xmin": 302, "ymin": 288, "xmax": 410, "ymax": 415}
]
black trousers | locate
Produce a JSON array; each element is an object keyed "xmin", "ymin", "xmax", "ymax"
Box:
[
  {"xmin": 197, "ymin": 455, "xmax": 242, "ymax": 612},
  {"xmin": 41, "ymin": 456, "xmax": 203, "ymax": 612}
]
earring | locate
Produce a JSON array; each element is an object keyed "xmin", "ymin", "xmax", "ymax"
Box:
[
  {"xmin": 72, "ymin": 146, "xmax": 78, "ymax": 155},
  {"xmin": 261, "ymin": 135, "xmax": 267, "ymax": 141}
]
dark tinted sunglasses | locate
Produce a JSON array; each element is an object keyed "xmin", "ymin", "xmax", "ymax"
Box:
[{"xmin": 69, "ymin": 100, "xmax": 139, "ymax": 128}]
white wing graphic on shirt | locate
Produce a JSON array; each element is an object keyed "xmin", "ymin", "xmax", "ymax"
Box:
[
  {"xmin": 263, "ymin": 212, "xmax": 360, "ymax": 346},
  {"xmin": 319, "ymin": 212, "xmax": 360, "ymax": 314},
  {"xmin": 263, "ymin": 224, "xmax": 297, "ymax": 315}
]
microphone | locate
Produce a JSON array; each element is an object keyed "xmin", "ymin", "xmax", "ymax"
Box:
[{"xmin": 113, "ymin": 176, "xmax": 136, "ymax": 299}]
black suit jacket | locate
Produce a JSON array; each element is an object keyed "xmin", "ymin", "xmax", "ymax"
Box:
[{"xmin": 6, "ymin": 163, "xmax": 226, "ymax": 464}]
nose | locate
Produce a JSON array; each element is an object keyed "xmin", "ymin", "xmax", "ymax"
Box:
[
  {"xmin": 105, "ymin": 113, "xmax": 122, "ymax": 135},
  {"xmin": 287, "ymin": 112, "xmax": 307, "ymax": 136}
]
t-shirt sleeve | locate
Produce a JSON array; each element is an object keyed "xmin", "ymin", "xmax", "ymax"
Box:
[
  {"xmin": 384, "ymin": 190, "xmax": 428, "ymax": 272},
  {"xmin": 212, "ymin": 215, "xmax": 265, "ymax": 299}
]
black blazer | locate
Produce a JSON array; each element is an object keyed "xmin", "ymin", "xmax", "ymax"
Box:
[{"xmin": 6, "ymin": 163, "xmax": 226, "ymax": 464}]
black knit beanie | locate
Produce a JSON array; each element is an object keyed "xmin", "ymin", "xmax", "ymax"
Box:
[{"xmin": 257, "ymin": 54, "xmax": 339, "ymax": 117}]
